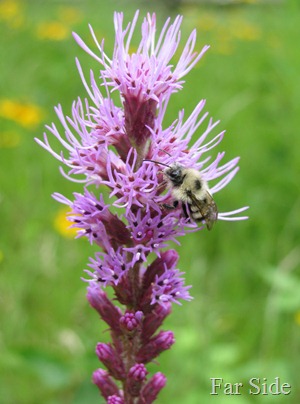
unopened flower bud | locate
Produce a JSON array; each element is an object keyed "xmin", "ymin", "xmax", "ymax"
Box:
[
  {"xmin": 141, "ymin": 303, "xmax": 172, "ymax": 342},
  {"xmin": 127, "ymin": 363, "xmax": 148, "ymax": 397},
  {"xmin": 137, "ymin": 330, "xmax": 175, "ymax": 363},
  {"xmin": 92, "ymin": 368, "xmax": 119, "ymax": 399},
  {"xmin": 124, "ymin": 96, "xmax": 157, "ymax": 157},
  {"xmin": 138, "ymin": 372, "xmax": 167, "ymax": 404},
  {"xmin": 87, "ymin": 285, "xmax": 122, "ymax": 335},
  {"xmin": 120, "ymin": 310, "xmax": 144, "ymax": 333},
  {"xmin": 96, "ymin": 343, "xmax": 125, "ymax": 380},
  {"xmin": 107, "ymin": 394, "xmax": 125, "ymax": 404}
]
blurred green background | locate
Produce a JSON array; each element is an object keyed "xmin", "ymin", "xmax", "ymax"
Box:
[{"xmin": 1, "ymin": 0, "xmax": 300, "ymax": 403}]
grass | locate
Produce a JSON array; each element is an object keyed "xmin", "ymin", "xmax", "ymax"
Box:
[{"xmin": 1, "ymin": 0, "xmax": 300, "ymax": 403}]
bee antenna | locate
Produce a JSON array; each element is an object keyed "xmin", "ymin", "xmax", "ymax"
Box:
[
  {"xmin": 158, "ymin": 148, "xmax": 172, "ymax": 157},
  {"xmin": 143, "ymin": 159, "xmax": 171, "ymax": 168}
]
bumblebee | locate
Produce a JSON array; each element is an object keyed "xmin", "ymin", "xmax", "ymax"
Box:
[{"xmin": 145, "ymin": 160, "xmax": 218, "ymax": 230}]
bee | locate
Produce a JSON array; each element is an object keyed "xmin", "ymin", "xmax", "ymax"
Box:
[{"xmin": 145, "ymin": 160, "xmax": 218, "ymax": 230}]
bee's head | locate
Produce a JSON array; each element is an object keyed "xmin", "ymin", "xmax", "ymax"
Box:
[
  {"xmin": 164, "ymin": 163, "xmax": 184, "ymax": 186},
  {"xmin": 143, "ymin": 159, "xmax": 184, "ymax": 186}
]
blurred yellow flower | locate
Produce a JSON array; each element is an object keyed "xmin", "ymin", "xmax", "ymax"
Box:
[
  {"xmin": 0, "ymin": 99, "xmax": 43, "ymax": 128},
  {"xmin": 239, "ymin": 0, "xmax": 258, "ymax": 3},
  {"xmin": 184, "ymin": 8, "xmax": 260, "ymax": 57},
  {"xmin": 231, "ymin": 20, "xmax": 261, "ymax": 42},
  {"xmin": 196, "ymin": 11, "xmax": 218, "ymax": 33},
  {"xmin": 0, "ymin": 130, "xmax": 21, "ymax": 148},
  {"xmin": 0, "ymin": 0, "xmax": 23, "ymax": 28},
  {"xmin": 128, "ymin": 45, "xmax": 138, "ymax": 55},
  {"xmin": 213, "ymin": 27, "xmax": 235, "ymax": 55},
  {"xmin": 294, "ymin": 311, "xmax": 300, "ymax": 326},
  {"xmin": 57, "ymin": 6, "xmax": 83, "ymax": 25},
  {"xmin": 36, "ymin": 21, "xmax": 69, "ymax": 41},
  {"xmin": 53, "ymin": 207, "xmax": 78, "ymax": 239},
  {"xmin": 0, "ymin": 0, "xmax": 19, "ymax": 20}
]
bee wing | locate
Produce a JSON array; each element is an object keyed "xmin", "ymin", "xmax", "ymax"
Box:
[{"xmin": 189, "ymin": 191, "xmax": 218, "ymax": 230}]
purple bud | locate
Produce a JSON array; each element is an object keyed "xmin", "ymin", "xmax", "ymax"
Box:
[
  {"xmin": 120, "ymin": 311, "xmax": 144, "ymax": 333},
  {"xmin": 96, "ymin": 343, "xmax": 125, "ymax": 380},
  {"xmin": 100, "ymin": 210, "xmax": 132, "ymax": 247},
  {"xmin": 137, "ymin": 331, "xmax": 175, "ymax": 363},
  {"xmin": 113, "ymin": 274, "xmax": 134, "ymax": 306},
  {"xmin": 107, "ymin": 395, "xmax": 125, "ymax": 404},
  {"xmin": 143, "ymin": 250, "xmax": 179, "ymax": 291},
  {"xmin": 87, "ymin": 284, "xmax": 122, "ymax": 335},
  {"xmin": 124, "ymin": 96, "xmax": 157, "ymax": 156},
  {"xmin": 129, "ymin": 363, "xmax": 148, "ymax": 381},
  {"xmin": 138, "ymin": 372, "xmax": 167, "ymax": 404},
  {"xmin": 92, "ymin": 368, "xmax": 119, "ymax": 399},
  {"xmin": 141, "ymin": 303, "xmax": 172, "ymax": 342},
  {"xmin": 126, "ymin": 363, "xmax": 148, "ymax": 397}
]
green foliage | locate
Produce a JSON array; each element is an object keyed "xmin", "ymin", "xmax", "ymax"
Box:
[{"xmin": 1, "ymin": 0, "xmax": 299, "ymax": 402}]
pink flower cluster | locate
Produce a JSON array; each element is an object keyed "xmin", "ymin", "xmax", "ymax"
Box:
[{"xmin": 36, "ymin": 11, "xmax": 248, "ymax": 403}]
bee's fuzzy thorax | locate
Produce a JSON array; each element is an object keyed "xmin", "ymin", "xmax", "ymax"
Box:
[{"xmin": 164, "ymin": 165, "xmax": 206, "ymax": 199}]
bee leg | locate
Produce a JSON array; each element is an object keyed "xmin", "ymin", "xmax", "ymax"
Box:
[
  {"xmin": 183, "ymin": 203, "xmax": 204, "ymax": 222},
  {"xmin": 162, "ymin": 200, "xmax": 178, "ymax": 210},
  {"xmin": 155, "ymin": 180, "xmax": 168, "ymax": 194},
  {"xmin": 194, "ymin": 213, "xmax": 206, "ymax": 223},
  {"xmin": 182, "ymin": 202, "xmax": 189, "ymax": 219}
]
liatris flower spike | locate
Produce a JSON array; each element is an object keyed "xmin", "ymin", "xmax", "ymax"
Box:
[{"xmin": 36, "ymin": 11, "xmax": 248, "ymax": 403}]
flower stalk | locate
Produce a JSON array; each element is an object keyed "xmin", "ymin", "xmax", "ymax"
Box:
[{"xmin": 36, "ymin": 11, "xmax": 248, "ymax": 403}]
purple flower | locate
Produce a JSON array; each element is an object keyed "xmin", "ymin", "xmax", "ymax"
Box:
[
  {"xmin": 36, "ymin": 10, "xmax": 248, "ymax": 403},
  {"xmin": 87, "ymin": 248, "xmax": 131, "ymax": 287}
]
